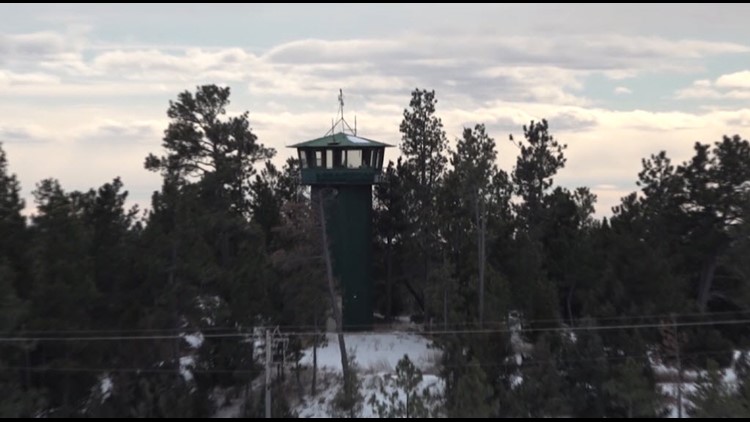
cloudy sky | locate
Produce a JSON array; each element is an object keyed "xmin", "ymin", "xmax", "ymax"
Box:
[{"xmin": 2, "ymin": 4, "xmax": 750, "ymax": 216}]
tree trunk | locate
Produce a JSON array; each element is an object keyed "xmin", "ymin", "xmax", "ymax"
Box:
[
  {"xmin": 443, "ymin": 276, "xmax": 448, "ymax": 331},
  {"xmin": 24, "ymin": 345, "xmax": 31, "ymax": 390},
  {"xmin": 312, "ymin": 315, "xmax": 318, "ymax": 396},
  {"xmin": 627, "ymin": 399, "xmax": 633, "ymax": 419},
  {"xmin": 475, "ymin": 194, "xmax": 486, "ymax": 327},
  {"xmin": 169, "ymin": 240, "xmax": 181, "ymax": 375},
  {"xmin": 697, "ymin": 252, "xmax": 719, "ymax": 313},
  {"xmin": 566, "ymin": 284, "xmax": 576, "ymax": 325},
  {"xmin": 401, "ymin": 278, "xmax": 426, "ymax": 314},
  {"xmin": 386, "ymin": 237, "xmax": 393, "ymax": 322},
  {"xmin": 672, "ymin": 314, "xmax": 683, "ymax": 419},
  {"xmin": 317, "ymin": 190, "xmax": 354, "ymax": 417},
  {"xmin": 422, "ymin": 250, "xmax": 429, "ymax": 322}
]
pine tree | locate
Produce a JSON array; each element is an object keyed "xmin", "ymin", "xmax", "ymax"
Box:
[
  {"xmin": 688, "ymin": 359, "xmax": 745, "ymax": 417},
  {"xmin": 369, "ymin": 354, "xmax": 433, "ymax": 418},
  {"xmin": 373, "ymin": 159, "xmax": 409, "ymax": 321},
  {"xmin": 604, "ymin": 358, "xmax": 666, "ymax": 418},
  {"xmin": 514, "ymin": 335, "xmax": 570, "ymax": 417},
  {"xmin": 250, "ymin": 158, "xmax": 301, "ymax": 248},
  {"xmin": 397, "ymin": 88, "xmax": 449, "ymax": 316},
  {"xmin": 0, "ymin": 144, "xmax": 28, "ymax": 297},
  {"xmin": 270, "ymin": 200, "xmax": 329, "ymax": 395},
  {"xmin": 448, "ymin": 359, "xmax": 496, "ymax": 418},
  {"xmin": 444, "ymin": 124, "xmax": 502, "ymax": 326},
  {"xmin": 137, "ymin": 85, "xmax": 278, "ymax": 415},
  {"xmin": 144, "ymin": 84, "xmax": 274, "ymax": 214},
  {"xmin": 563, "ymin": 325, "xmax": 609, "ymax": 417},
  {"xmin": 25, "ymin": 180, "xmax": 99, "ymax": 416},
  {"xmin": 511, "ymin": 119, "xmax": 567, "ymax": 230},
  {"xmin": 0, "ymin": 144, "xmax": 31, "ymax": 416},
  {"xmin": 0, "ymin": 260, "xmax": 30, "ymax": 417}
]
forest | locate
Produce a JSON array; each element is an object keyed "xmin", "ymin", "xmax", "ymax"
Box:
[{"xmin": 1, "ymin": 84, "xmax": 749, "ymax": 417}]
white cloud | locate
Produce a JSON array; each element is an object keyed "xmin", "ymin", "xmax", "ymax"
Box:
[
  {"xmin": 262, "ymin": 34, "xmax": 747, "ymax": 75},
  {"xmin": 265, "ymin": 38, "xmax": 402, "ymax": 64},
  {"xmin": 76, "ymin": 120, "xmax": 164, "ymax": 145},
  {"xmin": 716, "ymin": 70, "xmax": 750, "ymax": 89},
  {"xmin": 676, "ymin": 70, "xmax": 750, "ymax": 100},
  {"xmin": 614, "ymin": 86, "xmax": 632, "ymax": 95},
  {"xmin": 0, "ymin": 124, "xmax": 49, "ymax": 144},
  {"xmin": 0, "ymin": 31, "xmax": 68, "ymax": 59},
  {"xmin": 0, "ymin": 70, "xmax": 60, "ymax": 86},
  {"xmin": 91, "ymin": 48, "xmax": 259, "ymax": 81},
  {"xmin": 1, "ymin": 19, "xmax": 750, "ymax": 217}
]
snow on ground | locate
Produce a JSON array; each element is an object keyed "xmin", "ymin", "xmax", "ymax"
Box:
[
  {"xmin": 99, "ymin": 375, "xmax": 113, "ymax": 402},
  {"xmin": 652, "ymin": 363, "xmax": 701, "ymax": 381},
  {"xmin": 510, "ymin": 373, "xmax": 523, "ymax": 389},
  {"xmin": 657, "ymin": 350, "xmax": 745, "ymax": 418},
  {"xmin": 659, "ymin": 381, "xmax": 698, "ymax": 418},
  {"xmin": 297, "ymin": 372, "xmax": 444, "ymax": 418},
  {"xmin": 212, "ymin": 396, "xmax": 245, "ymax": 419},
  {"xmin": 182, "ymin": 332, "xmax": 205, "ymax": 349},
  {"xmin": 299, "ymin": 332, "xmax": 440, "ymax": 374},
  {"xmin": 294, "ymin": 331, "xmax": 443, "ymax": 418},
  {"xmin": 180, "ymin": 356, "xmax": 195, "ymax": 382}
]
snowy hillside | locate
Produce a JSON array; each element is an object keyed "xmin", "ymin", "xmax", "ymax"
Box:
[{"xmin": 293, "ymin": 332, "xmax": 443, "ymax": 418}]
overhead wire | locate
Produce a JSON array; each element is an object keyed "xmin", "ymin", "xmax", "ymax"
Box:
[{"xmin": 0, "ymin": 317, "xmax": 748, "ymax": 342}]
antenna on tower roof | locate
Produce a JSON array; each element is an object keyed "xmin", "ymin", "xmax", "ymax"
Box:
[{"xmin": 325, "ymin": 89, "xmax": 356, "ymax": 136}]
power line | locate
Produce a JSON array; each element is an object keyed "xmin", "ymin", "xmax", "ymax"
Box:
[
  {"xmin": 0, "ymin": 317, "xmax": 748, "ymax": 342},
  {"xmin": 0, "ymin": 349, "xmax": 741, "ymax": 374},
  {"xmin": 0, "ymin": 366, "xmax": 258, "ymax": 375},
  {"xmin": 439, "ymin": 349, "xmax": 740, "ymax": 370},
  {"xmin": 7, "ymin": 308, "xmax": 746, "ymax": 335}
]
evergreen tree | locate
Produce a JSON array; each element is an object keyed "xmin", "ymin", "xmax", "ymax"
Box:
[
  {"xmin": 270, "ymin": 200, "xmax": 329, "ymax": 395},
  {"xmin": 564, "ymin": 325, "xmax": 609, "ymax": 417},
  {"xmin": 250, "ymin": 158, "xmax": 302, "ymax": 248},
  {"xmin": 688, "ymin": 359, "xmax": 745, "ymax": 417},
  {"xmin": 604, "ymin": 358, "xmax": 666, "ymax": 418},
  {"xmin": 373, "ymin": 159, "xmax": 409, "ymax": 321},
  {"xmin": 0, "ymin": 144, "xmax": 32, "ymax": 416},
  {"xmin": 438, "ymin": 330, "xmax": 505, "ymax": 418},
  {"xmin": 443, "ymin": 124, "xmax": 504, "ymax": 325},
  {"xmin": 511, "ymin": 119, "xmax": 567, "ymax": 229},
  {"xmin": 0, "ymin": 144, "xmax": 28, "ymax": 297},
  {"xmin": 144, "ymin": 84, "xmax": 274, "ymax": 213},
  {"xmin": 397, "ymin": 88, "xmax": 449, "ymax": 316},
  {"xmin": 447, "ymin": 356, "xmax": 493, "ymax": 418},
  {"xmin": 514, "ymin": 335, "xmax": 570, "ymax": 417},
  {"xmin": 25, "ymin": 180, "xmax": 98, "ymax": 416},
  {"xmin": 507, "ymin": 120, "xmax": 568, "ymax": 329},
  {"xmin": 138, "ymin": 84, "xmax": 277, "ymax": 415},
  {"xmin": 369, "ymin": 354, "xmax": 433, "ymax": 418}
]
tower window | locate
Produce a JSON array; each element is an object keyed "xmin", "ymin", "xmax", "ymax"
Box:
[
  {"xmin": 333, "ymin": 149, "xmax": 343, "ymax": 167},
  {"xmin": 362, "ymin": 149, "xmax": 372, "ymax": 168},
  {"xmin": 326, "ymin": 149, "xmax": 334, "ymax": 169},
  {"xmin": 347, "ymin": 149, "xmax": 363, "ymax": 168},
  {"xmin": 315, "ymin": 150, "xmax": 323, "ymax": 167}
]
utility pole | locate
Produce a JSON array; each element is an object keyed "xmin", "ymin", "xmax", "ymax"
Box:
[
  {"xmin": 265, "ymin": 329, "xmax": 272, "ymax": 419},
  {"xmin": 672, "ymin": 314, "xmax": 683, "ymax": 419},
  {"xmin": 663, "ymin": 315, "xmax": 683, "ymax": 418}
]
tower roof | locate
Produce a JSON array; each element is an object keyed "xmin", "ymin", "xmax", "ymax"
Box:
[{"xmin": 288, "ymin": 132, "xmax": 392, "ymax": 149}]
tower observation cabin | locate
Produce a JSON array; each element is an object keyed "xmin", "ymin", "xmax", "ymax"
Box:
[{"xmin": 288, "ymin": 91, "xmax": 392, "ymax": 330}]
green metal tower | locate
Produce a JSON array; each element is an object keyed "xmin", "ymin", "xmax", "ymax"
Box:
[{"xmin": 289, "ymin": 91, "xmax": 391, "ymax": 330}]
